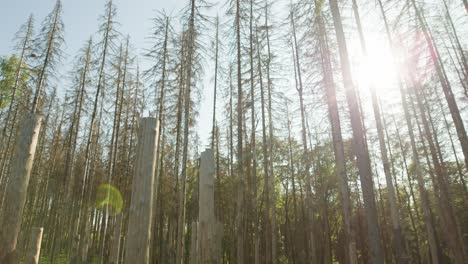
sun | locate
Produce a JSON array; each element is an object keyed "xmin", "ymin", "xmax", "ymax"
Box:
[{"xmin": 351, "ymin": 33, "xmax": 399, "ymax": 93}]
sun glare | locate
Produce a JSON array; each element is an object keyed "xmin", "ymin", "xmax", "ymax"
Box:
[{"xmin": 352, "ymin": 34, "xmax": 399, "ymax": 93}]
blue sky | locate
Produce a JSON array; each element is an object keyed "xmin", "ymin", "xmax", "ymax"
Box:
[
  {"xmin": 0, "ymin": 0, "xmax": 216, "ymax": 147},
  {"xmin": 0, "ymin": 0, "xmax": 187, "ymax": 56}
]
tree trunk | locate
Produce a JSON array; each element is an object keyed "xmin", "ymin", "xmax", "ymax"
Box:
[
  {"xmin": 0, "ymin": 113, "xmax": 42, "ymax": 262},
  {"xmin": 328, "ymin": 0, "xmax": 384, "ymax": 262},
  {"xmin": 290, "ymin": 10, "xmax": 317, "ymax": 262},
  {"xmin": 411, "ymin": 0, "xmax": 468, "ymax": 172},
  {"xmin": 124, "ymin": 118, "xmax": 160, "ymax": 264},
  {"xmin": 351, "ymin": 1, "xmax": 406, "ymax": 262},
  {"xmin": 25, "ymin": 227, "xmax": 43, "ymax": 264}
]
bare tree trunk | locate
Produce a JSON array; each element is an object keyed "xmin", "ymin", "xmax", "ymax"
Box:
[
  {"xmin": 329, "ymin": 0, "xmax": 384, "ymax": 262},
  {"xmin": 290, "ymin": 10, "xmax": 317, "ymax": 262},
  {"xmin": 255, "ymin": 28, "xmax": 271, "ymax": 264},
  {"xmin": 211, "ymin": 17, "xmax": 219, "ymax": 150},
  {"xmin": 351, "ymin": 1, "xmax": 406, "ymax": 262},
  {"xmin": 0, "ymin": 113, "xmax": 42, "ymax": 262},
  {"xmin": 411, "ymin": 0, "xmax": 468, "ymax": 172},
  {"xmin": 285, "ymin": 109, "xmax": 298, "ymax": 264},
  {"xmin": 73, "ymin": 3, "xmax": 114, "ymax": 259},
  {"xmin": 376, "ymin": 1, "xmax": 441, "ymax": 262},
  {"xmin": 25, "ymin": 227, "xmax": 43, "ymax": 264},
  {"xmin": 409, "ymin": 73, "xmax": 467, "ymax": 263},
  {"xmin": 264, "ymin": 5, "xmax": 277, "ymax": 262},
  {"xmin": 176, "ymin": 1, "xmax": 197, "ymax": 262},
  {"xmin": 235, "ymin": 0, "xmax": 245, "ymax": 262},
  {"xmin": 404, "ymin": 87, "xmax": 441, "ymax": 264},
  {"xmin": 311, "ymin": 2, "xmax": 359, "ymax": 261},
  {"xmin": 125, "ymin": 118, "xmax": 159, "ymax": 264},
  {"xmin": 385, "ymin": 106, "xmax": 422, "ymax": 264},
  {"xmin": 247, "ymin": 2, "xmax": 259, "ymax": 261}
]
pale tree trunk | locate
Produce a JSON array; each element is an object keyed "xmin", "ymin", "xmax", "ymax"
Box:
[
  {"xmin": 156, "ymin": 118, "xmax": 167, "ymax": 264},
  {"xmin": 311, "ymin": 1, "xmax": 358, "ymax": 262},
  {"xmin": 235, "ymin": 0, "xmax": 245, "ymax": 262},
  {"xmin": 0, "ymin": 113, "xmax": 42, "ymax": 262},
  {"xmin": 73, "ymin": 3, "xmax": 114, "ymax": 259},
  {"xmin": 176, "ymin": 0, "xmax": 196, "ymax": 262},
  {"xmin": 435, "ymin": 91, "xmax": 467, "ymax": 193},
  {"xmin": 285, "ymin": 110, "xmax": 299, "ymax": 263},
  {"xmin": 328, "ymin": 0, "xmax": 384, "ymax": 262},
  {"xmin": 351, "ymin": 1, "xmax": 406, "ymax": 262},
  {"xmin": 99, "ymin": 43, "xmax": 126, "ymax": 264},
  {"xmin": 107, "ymin": 42, "xmax": 130, "ymax": 256},
  {"xmin": 65, "ymin": 38, "xmax": 92, "ymax": 201},
  {"xmin": 150, "ymin": 18, "xmax": 169, "ymax": 259},
  {"xmin": 125, "ymin": 118, "xmax": 159, "ymax": 264},
  {"xmin": 78, "ymin": 90, "xmax": 106, "ymax": 263},
  {"xmin": 211, "ymin": 17, "xmax": 219, "ymax": 150},
  {"xmin": 442, "ymin": 0, "xmax": 468, "ymax": 83},
  {"xmin": 411, "ymin": 0, "xmax": 468, "ymax": 172},
  {"xmin": 376, "ymin": 0, "xmax": 441, "ymax": 262},
  {"xmin": 403, "ymin": 87, "xmax": 441, "ymax": 264},
  {"xmin": 248, "ymin": 3, "xmax": 259, "ymax": 260},
  {"xmin": 290, "ymin": 10, "xmax": 317, "ymax": 263},
  {"xmin": 173, "ymin": 42, "xmax": 185, "ymax": 215},
  {"xmin": 197, "ymin": 149, "xmax": 220, "ymax": 263},
  {"xmin": 62, "ymin": 41, "xmax": 92, "ymax": 256},
  {"xmin": 25, "ymin": 227, "xmax": 43, "ymax": 264},
  {"xmin": 263, "ymin": 3, "xmax": 277, "ymax": 262},
  {"xmin": 172, "ymin": 42, "xmax": 185, "ymax": 261},
  {"xmin": 384, "ymin": 105, "xmax": 423, "ymax": 264},
  {"xmin": 255, "ymin": 28, "xmax": 271, "ymax": 264},
  {"xmin": 409, "ymin": 74, "xmax": 467, "ymax": 264}
]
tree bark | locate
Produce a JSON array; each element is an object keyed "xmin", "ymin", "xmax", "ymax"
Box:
[
  {"xmin": 125, "ymin": 118, "xmax": 160, "ymax": 264},
  {"xmin": 25, "ymin": 227, "xmax": 43, "ymax": 264},
  {"xmin": 0, "ymin": 113, "xmax": 42, "ymax": 262},
  {"xmin": 329, "ymin": 0, "xmax": 384, "ymax": 262},
  {"xmin": 350, "ymin": 1, "xmax": 406, "ymax": 262}
]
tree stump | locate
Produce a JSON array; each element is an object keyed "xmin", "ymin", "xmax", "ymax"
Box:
[
  {"xmin": 193, "ymin": 149, "xmax": 222, "ymax": 264},
  {"xmin": 124, "ymin": 118, "xmax": 159, "ymax": 264}
]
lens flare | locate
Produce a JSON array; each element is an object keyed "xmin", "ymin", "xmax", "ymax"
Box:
[{"xmin": 96, "ymin": 184, "xmax": 123, "ymax": 215}]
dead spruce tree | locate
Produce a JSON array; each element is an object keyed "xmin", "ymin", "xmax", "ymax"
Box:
[
  {"xmin": 0, "ymin": 0, "xmax": 64, "ymax": 261},
  {"xmin": 328, "ymin": 0, "xmax": 384, "ymax": 262}
]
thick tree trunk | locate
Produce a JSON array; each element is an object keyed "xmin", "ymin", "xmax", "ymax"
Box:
[
  {"xmin": 124, "ymin": 118, "xmax": 159, "ymax": 264},
  {"xmin": 197, "ymin": 149, "xmax": 221, "ymax": 263},
  {"xmin": 310, "ymin": 3, "xmax": 359, "ymax": 262},
  {"xmin": 0, "ymin": 113, "xmax": 42, "ymax": 262}
]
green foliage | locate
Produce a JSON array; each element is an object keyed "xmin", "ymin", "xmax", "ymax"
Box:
[{"xmin": 0, "ymin": 55, "xmax": 29, "ymax": 109}]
